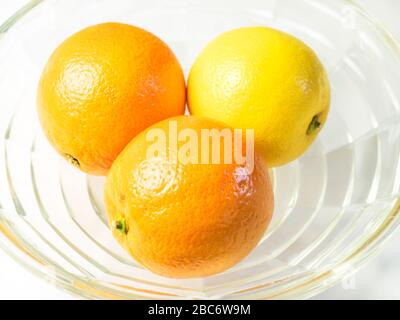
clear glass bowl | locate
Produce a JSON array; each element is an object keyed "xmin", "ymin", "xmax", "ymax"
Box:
[{"xmin": 0, "ymin": 0, "xmax": 400, "ymax": 300}]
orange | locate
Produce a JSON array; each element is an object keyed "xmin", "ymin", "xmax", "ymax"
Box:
[
  {"xmin": 104, "ymin": 116, "xmax": 274, "ymax": 278},
  {"xmin": 37, "ymin": 22, "xmax": 186, "ymax": 175}
]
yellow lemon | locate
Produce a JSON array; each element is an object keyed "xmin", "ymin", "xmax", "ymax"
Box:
[{"xmin": 188, "ymin": 26, "xmax": 330, "ymax": 167}]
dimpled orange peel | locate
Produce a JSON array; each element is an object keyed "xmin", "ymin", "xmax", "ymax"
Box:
[
  {"xmin": 104, "ymin": 116, "xmax": 274, "ymax": 278},
  {"xmin": 37, "ymin": 22, "xmax": 186, "ymax": 175}
]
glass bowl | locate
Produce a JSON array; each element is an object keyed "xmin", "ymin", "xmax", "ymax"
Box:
[{"xmin": 1, "ymin": 0, "xmax": 400, "ymax": 300}]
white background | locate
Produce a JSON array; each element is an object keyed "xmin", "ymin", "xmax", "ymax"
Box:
[{"xmin": 0, "ymin": 0, "xmax": 399, "ymax": 300}]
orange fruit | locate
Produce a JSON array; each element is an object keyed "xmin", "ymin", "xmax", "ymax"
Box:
[
  {"xmin": 104, "ymin": 116, "xmax": 274, "ymax": 278},
  {"xmin": 37, "ymin": 22, "xmax": 186, "ymax": 175}
]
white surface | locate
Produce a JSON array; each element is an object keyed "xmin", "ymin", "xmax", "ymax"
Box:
[
  {"xmin": 0, "ymin": 0, "xmax": 399, "ymax": 300},
  {"xmin": 0, "ymin": 0, "xmax": 75, "ymax": 300},
  {"xmin": 314, "ymin": 0, "xmax": 400, "ymax": 300}
]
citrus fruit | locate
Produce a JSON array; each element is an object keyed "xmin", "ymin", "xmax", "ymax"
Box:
[
  {"xmin": 188, "ymin": 26, "xmax": 330, "ymax": 167},
  {"xmin": 104, "ymin": 116, "xmax": 274, "ymax": 278},
  {"xmin": 37, "ymin": 22, "xmax": 186, "ymax": 175}
]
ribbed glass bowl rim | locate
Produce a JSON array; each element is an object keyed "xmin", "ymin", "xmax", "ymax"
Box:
[{"xmin": 0, "ymin": 0, "xmax": 400, "ymax": 300}]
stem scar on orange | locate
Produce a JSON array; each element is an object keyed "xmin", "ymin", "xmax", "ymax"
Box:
[{"xmin": 37, "ymin": 22, "xmax": 186, "ymax": 175}]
